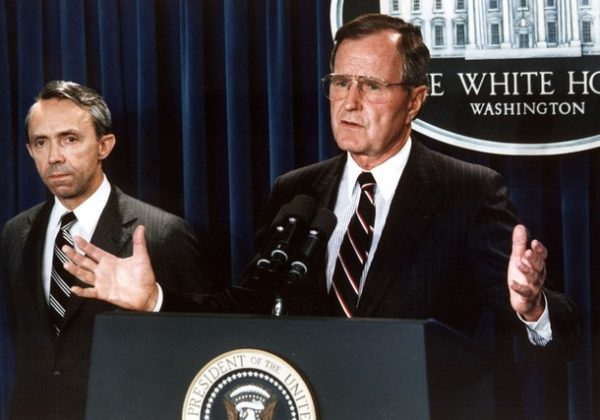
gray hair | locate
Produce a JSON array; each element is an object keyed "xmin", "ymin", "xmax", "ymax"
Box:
[
  {"xmin": 330, "ymin": 14, "xmax": 430, "ymax": 87},
  {"xmin": 25, "ymin": 80, "xmax": 112, "ymax": 138}
]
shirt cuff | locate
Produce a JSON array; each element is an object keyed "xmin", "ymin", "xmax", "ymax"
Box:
[
  {"xmin": 151, "ymin": 283, "xmax": 164, "ymax": 312},
  {"xmin": 517, "ymin": 292, "xmax": 552, "ymax": 346}
]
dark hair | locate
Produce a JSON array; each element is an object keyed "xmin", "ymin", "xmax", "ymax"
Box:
[
  {"xmin": 25, "ymin": 80, "xmax": 112, "ymax": 138},
  {"xmin": 330, "ymin": 14, "xmax": 430, "ymax": 87}
]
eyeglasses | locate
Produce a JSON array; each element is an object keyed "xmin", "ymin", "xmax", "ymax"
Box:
[{"xmin": 321, "ymin": 74, "xmax": 413, "ymax": 103}]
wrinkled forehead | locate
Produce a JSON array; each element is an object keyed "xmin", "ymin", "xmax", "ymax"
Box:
[
  {"xmin": 27, "ymin": 98, "xmax": 94, "ymax": 135},
  {"xmin": 333, "ymin": 30, "xmax": 405, "ymax": 78}
]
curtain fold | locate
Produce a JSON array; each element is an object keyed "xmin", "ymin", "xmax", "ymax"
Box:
[
  {"xmin": 315, "ymin": 0, "xmax": 337, "ymax": 162},
  {"xmin": 223, "ymin": 0, "xmax": 253, "ymax": 282},
  {"xmin": 180, "ymin": 0, "xmax": 209, "ymax": 230},
  {"xmin": 59, "ymin": 0, "xmax": 87, "ymax": 81},
  {"xmin": 0, "ymin": 1, "xmax": 596, "ymax": 419},
  {"xmin": 266, "ymin": 0, "xmax": 293, "ymax": 180},
  {"xmin": 0, "ymin": 0, "xmax": 15, "ymax": 415},
  {"xmin": 134, "ymin": 0, "xmax": 160, "ymax": 202},
  {"xmin": 16, "ymin": 0, "xmax": 47, "ymax": 210},
  {"xmin": 0, "ymin": 0, "xmax": 14, "ymax": 224},
  {"xmin": 560, "ymin": 154, "xmax": 594, "ymax": 417}
]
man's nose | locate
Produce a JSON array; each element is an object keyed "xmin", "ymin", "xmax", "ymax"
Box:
[
  {"xmin": 48, "ymin": 141, "xmax": 65, "ymax": 163},
  {"xmin": 343, "ymin": 81, "xmax": 362, "ymax": 109}
]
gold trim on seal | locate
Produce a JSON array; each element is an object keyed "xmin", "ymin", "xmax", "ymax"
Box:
[{"xmin": 182, "ymin": 348, "xmax": 317, "ymax": 420}]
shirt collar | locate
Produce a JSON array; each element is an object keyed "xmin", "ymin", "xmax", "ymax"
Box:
[
  {"xmin": 49, "ymin": 175, "xmax": 112, "ymax": 232},
  {"xmin": 344, "ymin": 137, "xmax": 412, "ymax": 201}
]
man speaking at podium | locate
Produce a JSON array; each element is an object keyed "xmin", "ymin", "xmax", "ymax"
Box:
[{"xmin": 63, "ymin": 14, "xmax": 580, "ymax": 419}]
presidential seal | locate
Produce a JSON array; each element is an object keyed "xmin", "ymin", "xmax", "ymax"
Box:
[{"xmin": 182, "ymin": 349, "xmax": 317, "ymax": 420}]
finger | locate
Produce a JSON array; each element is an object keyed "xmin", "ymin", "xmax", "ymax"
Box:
[
  {"xmin": 516, "ymin": 258, "xmax": 544, "ymax": 288},
  {"xmin": 64, "ymin": 260, "xmax": 96, "ymax": 286},
  {"xmin": 516, "ymin": 259, "xmax": 533, "ymax": 275},
  {"xmin": 71, "ymin": 285, "xmax": 99, "ymax": 299},
  {"xmin": 514, "ymin": 264, "xmax": 544, "ymax": 296},
  {"xmin": 520, "ymin": 249, "xmax": 536, "ymax": 268},
  {"xmin": 522, "ymin": 254, "xmax": 543, "ymax": 274},
  {"xmin": 529, "ymin": 240, "xmax": 548, "ymax": 271},
  {"xmin": 531, "ymin": 239, "xmax": 548, "ymax": 260},
  {"xmin": 63, "ymin": 245, "xmax": 98, "ymax": 272},
  {"xmin": 511, "ymin": 224, "xmax": 527, "ymax": 259},
  {"xmin": 509, "ymin": 280, "xmax": 536, "ymax": 299},
  {"xmin": 517, "ymin": 258, "xmax": 543, "ymax": 283},
  {"xmin": 538, "ymin": 266, "xmax": 547, "ymax": 287},
  {"xmin": 133, "ymin": 225, "xmax": 149, "ymax": 259},
  {"xmin": 73, "ymin": 236, "xmax": 109, "ymax": 262},
  {"xmin": 521, "ymin": 247, "xmax": 546, "ymax": 276}
]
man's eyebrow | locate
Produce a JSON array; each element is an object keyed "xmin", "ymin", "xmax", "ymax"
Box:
[{"xmin": 28, "ymin": 129, "xmax": 81, "ymax": 143}]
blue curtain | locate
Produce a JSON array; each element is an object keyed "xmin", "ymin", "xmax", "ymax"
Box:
[{"xmin": 0, "ymin": 1, "xmax": 597, "ymax": 419}]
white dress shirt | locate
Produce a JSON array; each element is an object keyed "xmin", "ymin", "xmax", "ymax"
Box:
[
  {"xmin": 326, "ymin": 138, "xmax": 411, "ymax": 295},
  {"xmin": 42, "ymin": 176, "xmax": 111, "ymax": 302}
]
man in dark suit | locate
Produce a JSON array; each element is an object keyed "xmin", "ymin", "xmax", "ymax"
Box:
[
  {"xmin": 0, "ymin": 80, "xmax": 215, "ymax": 419},
  {"xmin": 63, "ymin": 14, "xmax": 579, "ymax": 418}
]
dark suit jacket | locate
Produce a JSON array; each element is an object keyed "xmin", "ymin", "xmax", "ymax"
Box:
[
  {"xmin": 246, "ymin": 140, "xmax": 579, "ymax": 355},
  {"xmin": 241, "ymin": 140, "xmax": 580, "ymax": 419},
  {"xmin": 163, "ymin": 141, "xmax": 579, "ymax": 359},
  {"xmin": 159, "ymin": 140, "xmax": 580, "ymax": 419},
  {"xmin": 1, "ymin": 186, "xmax": 215, "ymax": 420}
]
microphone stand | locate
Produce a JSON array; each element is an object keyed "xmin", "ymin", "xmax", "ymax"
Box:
[
  {"xmin": 271, "ymin": 271, "xmax": 298, "ymax": 317},
  {"xmin": 248, "ymin": 259, "xmax": 294, "ymax": 317},
  {"xmin": 272, "ymin": 295, "xmax": 284, "ymax": 317}
]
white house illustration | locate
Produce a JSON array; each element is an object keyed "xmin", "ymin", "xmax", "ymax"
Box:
[{"xmin": 379, "ymin": 0, "xmax": 600, "ymax": 59}]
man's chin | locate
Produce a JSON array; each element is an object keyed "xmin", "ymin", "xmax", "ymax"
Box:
[
  {"xmin": 334, "ymin": 137, "xmax": 365, "ymax": 153},
  {"xmin": 49, "ymin": 185, "xmax": 78, "ymax": 200}
]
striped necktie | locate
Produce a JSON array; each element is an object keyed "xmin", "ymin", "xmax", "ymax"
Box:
[
  {"xmin": 330, "ymin": 172, "xmax": 376, "ymax": 317},
  {"xmin": 48, "ymin": 211, "xmax": 77, "ymax": 335}
]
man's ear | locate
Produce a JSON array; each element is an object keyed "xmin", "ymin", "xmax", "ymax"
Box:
[
  {"xmin": 25, "ymin": 142, "xmax": 34, "ymax": 158},
  {"xmin": 406, "ymin": 85, "xmax": 428, "ymax": 123},
  {"xmin": 98, "ymin": 134, "xmax": 116, "ymax": 160}
]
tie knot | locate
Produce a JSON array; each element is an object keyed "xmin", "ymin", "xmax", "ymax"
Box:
[
  {"xmin": 60, "ymin": 212, "xmax": 77, "ymax": 229},
  {"xmin": 357, "ymin": 171, "xmax": 376, "ymax": 190}
]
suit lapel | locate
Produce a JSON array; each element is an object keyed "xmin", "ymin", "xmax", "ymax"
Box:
[
  {"xmin": 307, "ymin": 155, "xmax": 346, "ymax": 310},
  {"xmin": 88, "ymin": 187, "xmax": 136, "ymax": 256},
  {"xmin": 22, "ymin": 201, "xmax": 55, "ymax": 332},
  {"xmin": 310, "ymin": 154, "xmax": 347, "ymax": 210},
  {"xmin": 356, "ymin": 141, "xmax": 443, "ymax": 317},
  {"xmin": 62, "ymin": 187, "xmax": 136, "ymax": 324}
]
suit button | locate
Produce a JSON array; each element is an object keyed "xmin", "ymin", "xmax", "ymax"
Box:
[{"xmin": 53, "ymin": 370, "xmax": 61, "ymax": 377}]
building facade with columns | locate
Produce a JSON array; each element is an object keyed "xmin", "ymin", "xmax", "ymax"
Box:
[{"xmin": 380, "ymin": 0, "xmax": 600, "ymax": 59}]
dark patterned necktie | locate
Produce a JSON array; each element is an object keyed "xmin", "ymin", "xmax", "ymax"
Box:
[
  {"xmin": 48, "ymin": 211, "xmax": 77, "ymax": 335},
  {"xmin": 331, "ymin": 172, "xmax": 376, "ymax": 317}
]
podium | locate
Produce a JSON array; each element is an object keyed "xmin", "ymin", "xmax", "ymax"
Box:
[{"xmin": 86, "ymin": 313, "xmax": 494, "ymax": 419}]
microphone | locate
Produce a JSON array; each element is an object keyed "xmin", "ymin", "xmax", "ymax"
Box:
[
  {"xmin": 256, "ymin": 204, "xmax": 289, "ymax": 269},
  {"xmin": 288, "ymin": 207, "xmax": 337, "ymax": 280},
  {"xmin": 257, "ymin": 194, "xmax": 317, "ymax": 271}
]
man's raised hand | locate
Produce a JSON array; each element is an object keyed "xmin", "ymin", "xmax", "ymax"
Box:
[{"xmin": 64, "ymin": 225, "xmax": 158, "ymax": 311}]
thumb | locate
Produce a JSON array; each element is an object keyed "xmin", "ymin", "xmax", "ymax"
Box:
[
  {"xmin": 132, "ymin": 225, "xmax": 149, "ymax": 259},
  {"xmin": 511, "ymin": 224, "xmax": 528, "ymax": 259}
]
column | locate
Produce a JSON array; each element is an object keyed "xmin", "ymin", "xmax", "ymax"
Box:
[
  {"xmin": 475, "ymin": 0, "xmax": 485, "ymax": 47},
  {"xmin": 378, "ymin": 0, "xmax": 390, "ymax": 15},
  {"xmin": 559, "ymin": 0, "xmax": 567, "ymax": 46},
  {"xmin": 399, "ymin": 0, "xmax": 410, "ymax": 20},
  {"xmin": 501, "ymin": 0, "xmax": 512, "ymax": 48},
  {"xmin": 569, "ymin": 0, "xmax": 581, "ymax": 46},
  {"xmin": 536, "ymin": 0, "xmax": 547, "ymax": 47},
  {"xmin": 466, "ymin": 0, "xmax": 476, "ymax": 49},
  {"xmin": 594, "ymin": 3, "xmax": 600, "ymax": 53},
  {"xmin": 447, "ymin": 17, "xmax": 453, "ymax": 53}
]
